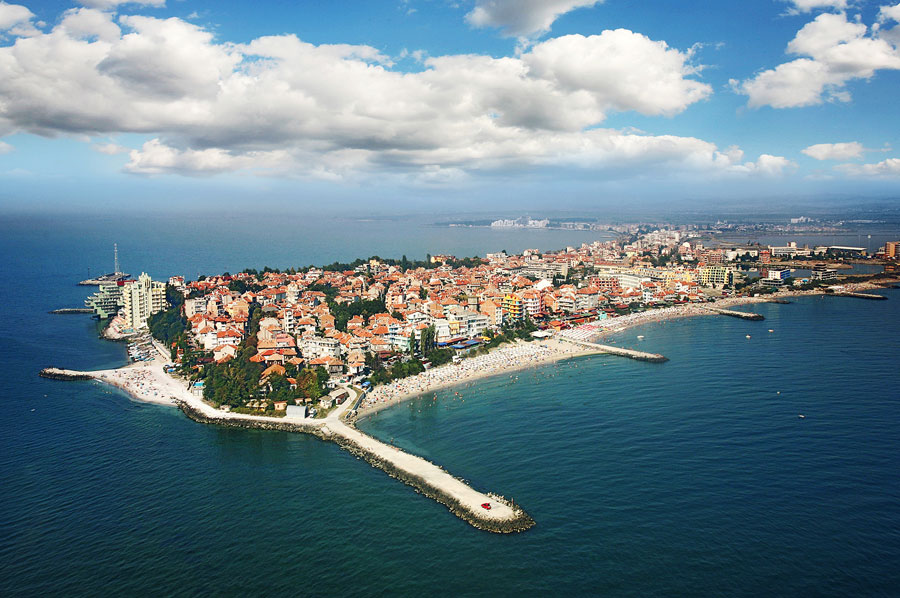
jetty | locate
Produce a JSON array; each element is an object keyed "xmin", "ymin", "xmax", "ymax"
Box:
[
  {"xmin": 702, "ymin": 306, "xmax": 765, "ymax": 321},
  {"xmin": 39, "ymin": 367, "xmax": 95, "ymax": 381},
  {"xmin": 827, "ymin": 291, "xmax": 887, "ymax": 301},
  {"xmin": 40, "ymin": 366, "xmax": 535, "ymax": 534},
  {"xmin": 561, "ymin": 338, "xmax": 668, "ymax": 362},
  {"xmin": 49, "ymin": 308, "xmax": 94, "ymax": 314}
]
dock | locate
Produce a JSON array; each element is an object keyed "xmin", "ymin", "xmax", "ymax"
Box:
[
  {"xmin": 561, "ymin": 338, "xmax": 668, "ymax": 362},
  {"xmin": 702, "ymin": 307, "xmax": 765, "ymax": 320},
  {"xmin": 827, "ymin": 291, "xmax": 887, "ymax": 301}
]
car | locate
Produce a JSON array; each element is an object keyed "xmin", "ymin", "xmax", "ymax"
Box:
[{"xmin": 481, "ymin": 502, "xmax": 491, "ymax": 510}]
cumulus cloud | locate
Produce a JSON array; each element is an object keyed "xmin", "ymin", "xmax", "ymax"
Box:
[
  {"xmin": 786, "ymin": 0, "xmax": 848, "ymax": 14},
  {"xmin": 802, "ymin": 141, "xmax": 864, "ymax": 160},
  {"xmin": 732, "ymin": 11, "xmax": 900, "ymax": 108},
  {"xmin": 0, "ymin": 1, "xmax": 39, "ymax": 36},
  {"xmin": 836, "ymin": 157, "xmax": 900, "ymax": 176},
  {"xmin": 76, "ymin": 0, "xmax": 166, "ymax": 10},
  {"xmin": 0, "ymin": 2, "xmax": 31, "ymax": 29},
  {"xmin": 0, "ymin": 140, "xmax": 13, "ymax": 154},
  {"xmin": 466, "ymin": 0, "xmax": 602, "ymax": 38},
  {"xmin": 0, "ymin": 9, "xmax": 791, "ymax": 182}
]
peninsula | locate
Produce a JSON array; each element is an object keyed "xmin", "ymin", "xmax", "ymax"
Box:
[{"xmin": 44, "ymin": 227, "xmax": 899, "ymax": 532}]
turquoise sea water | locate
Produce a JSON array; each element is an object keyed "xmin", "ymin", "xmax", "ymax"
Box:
[{"xmin": 2, "ymin": 215, "xmax": 898, "ymax": 596}]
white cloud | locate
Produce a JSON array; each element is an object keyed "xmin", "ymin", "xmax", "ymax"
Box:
[
  {"xmin": 0, "ymin": 140, "xmax": 13, "ymax": 154},
  {"xmin": 786, "ymin": 0, "xmax": 848, "ymax": 14},
  {"xmin": 732, "ymin": 11, "xmax": 900, "ymax": 108},
  {"xmin": 879, "ymin": 3, "xmax": 900, "ymax": 23},
  {"xmin": 76, "ymin": 0, "xmax": 166, "ymax": 10},
  {"xmin": 466, "ymin": 0, "xmax": 602, "ymax": 38},
  {"xmin": 801, "ymin": 141, "xmax": 864, "ymax": 160},
  {"xmin": 0, "ymin": 2, "xmax": 31, "ymax": 29},
  {"xmin": 0, "ymin": 10, "xmax": 792, "ymax": 183},
  {"xmin": 726, "ymin": 153, "xmax": 798, "ymax": 177},
  {"xmin": 836, "ymin": 157, "xmax": 900, "ymax": 176},
  {"xmin": 92, "ymin": 142, "xmax": 127, "ymax": 154},
  {"xmin": 0, "ymin": 2, "xmax": 39, "ymax": 36}
]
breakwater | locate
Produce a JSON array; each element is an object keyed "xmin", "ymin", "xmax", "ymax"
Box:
[
  {"xmin": 562, "ymin": 338, "xmax": 668, "ymax": 363},
  {"xmin": 49, "ymin": 308, "xmax": 94, "ymax": 314},
  {"xmin": 828, "ymin": 292, "xmax": 887, "ymax": 301},
  {"xmin": 39, "ymin": 367, "xmax": 95, "ymax": 381},
  {"xmin": 703, "ymin": 307, "xmax": 765, "ymax": 321},
  {"xmin": 40, "ymin": 364, "xmax": 535, "ymax": 534},
  {"xmin": 175, "ymin": 399, "xmax": 535, "ymax": 533}
]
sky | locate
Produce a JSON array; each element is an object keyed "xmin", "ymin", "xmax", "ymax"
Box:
[{"xmin": 0, "ymin": 0, "xmax": 899, "ymax": 214}]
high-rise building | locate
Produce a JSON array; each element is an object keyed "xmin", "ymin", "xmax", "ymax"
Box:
[
  {"xmin": 123, "ymin": 273, "xmax": 166, "ymax": 330},
  {"xmin": 501, "ymin": 294, "xmax": 524, "ymax": 324},
  {"xmin": 84, "ymin": 281, "xmax": 127, "ymax": 319},
  {"xmin": 885, "ymin": 241, "xmax": 898, "ymax": 259}
]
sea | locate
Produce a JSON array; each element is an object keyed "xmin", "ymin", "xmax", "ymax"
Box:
[{"xmin": 1, "ymin": 213, "xmax": 898, "ymax": 597}]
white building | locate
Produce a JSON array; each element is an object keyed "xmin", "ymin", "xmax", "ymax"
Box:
[{"xmin": 122, "ymin": 272, "xmax": 166, "ymax": 330}]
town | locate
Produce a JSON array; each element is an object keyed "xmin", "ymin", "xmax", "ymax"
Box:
[{"xmin": 81, "ymin": 228, "xmax": 899, "ymax": 418}]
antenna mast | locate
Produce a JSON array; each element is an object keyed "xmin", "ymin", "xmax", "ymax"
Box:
[{"xmin": 114, "ymin": 243, "xmax": 120, "ymax": 274}]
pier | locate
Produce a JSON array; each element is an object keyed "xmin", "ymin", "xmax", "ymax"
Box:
[
  {"xmin": 49, "ymin": 308, "xmax": 94, "ymax": 314},
  {"xmin": 702, "ymin": 307, "xmax": 765, "ymax": 321},
  {"xmin": 561, "ymin": 338, "xmax": 668, "ymax": 362},
  {"xmin": 827, "ymin": 291, "xmax": 887, "ymax": 301}
]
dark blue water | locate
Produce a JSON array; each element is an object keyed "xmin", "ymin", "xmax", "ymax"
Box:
[{"xmin": 2, "ymin": 215, "xmax": 898, "ymax": 596}]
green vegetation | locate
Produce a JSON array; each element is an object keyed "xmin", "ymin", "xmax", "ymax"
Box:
[{"xmin": 147, "ymin": 284, "xmax": 189, "ymax": 358}]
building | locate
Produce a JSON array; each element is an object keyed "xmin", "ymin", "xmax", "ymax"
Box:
[
  {"xmin": 122, "ymin": 273, "xmax": 166, "ymax": 329},
  {"xmin": 811, "ymin": 264, "xmax": 837, "ymax": 281},
  {"xmin": 697, "ymin": 265, "xmax": 734, "ymax": 288},
  {"xmin": 762, "ymin": 269, "xmax": 790, "ymax": 286},
  {"xmin": 501, "ymin": 294, "xmax": 524, "ymax": 324},
  {"xmin": 84, "ymin": 281, "xmax": 127, "ymax": 318},
  {"xmin": 885, "ymin": 241, "xmax": 898, "ymax": 259}
]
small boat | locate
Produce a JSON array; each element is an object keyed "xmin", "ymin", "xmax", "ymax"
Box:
[
  {"xmin": 637, "ymin": 335, "xmax": 644, "ymax": 340},
  {"xmin": 746, "ymin": 335, "xmax": 752, "ymax": 339},
  {"xmin": 798, "ymin": 414, "xmax": 805, "ymax": 419},
  {"xmin": 768, "ymin": 329, "xmax": 774, "ymax": 333}
]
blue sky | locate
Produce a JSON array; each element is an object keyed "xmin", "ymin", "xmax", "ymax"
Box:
[{"xmin": 0, "ymin": 0, "xmax": 899, "ymax": 213}]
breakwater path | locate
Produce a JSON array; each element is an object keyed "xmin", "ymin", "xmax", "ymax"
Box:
[
  {"xmin": 39, "ymin": 366, "xmax": 535, "ymax": 533},
  {"xmin": 702, "ymin": 306, "xmax": 765, "ymax": 320},
  {"xmin": 560, "ymin": 338, "xmax": 668, "ymax": 363},
  {"xmin": 828, "ymin": 291, "xmax": 888, "ymax": 301}
]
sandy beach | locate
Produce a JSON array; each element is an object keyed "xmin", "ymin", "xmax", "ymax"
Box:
[
  {"xmin": 358, "ymin": 338, "xmax": 600, "ymax": 417},
  {"xmin": 357, "ymin": 277, "xmax": 900, "ymax": 418}
]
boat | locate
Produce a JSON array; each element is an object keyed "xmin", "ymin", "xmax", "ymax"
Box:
[
  {"xmin": 768, "ymin": 329, "xmax": 774, "ymax": 333},
  {"xmin": 637, "ymin": 335, "xmax": 644, "ymax": 340},
  {"xmin": 745, "ymin": 335, "xmax": 751, "ymax": 339},
  {"xmin": 798, "ymin": 414, "xmax": 805, "ymax": 419}
]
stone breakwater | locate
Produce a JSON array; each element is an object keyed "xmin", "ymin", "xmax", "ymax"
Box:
[
  {"xmin": 39, "ymin": 367, "xmax": 95, "ymax": 381},
  {"xmin": 703, "ymin": 307, "xmax": 765, "ymax": 321},
  {"xmin": 562, "ymin": 339, "xmax": 668, "ymax": 363},
  {"xmin": 175, "ymin": 399, "xmax": 535, "ymax": 533},
  {"xmin": 828, "ymin": 291, "xmax": 888, "ymax": 301}
]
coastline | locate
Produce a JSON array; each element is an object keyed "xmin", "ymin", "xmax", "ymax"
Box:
[
  {"xmin": 356, "ymin": 338, "xmax": 600, "ymax": 419},
  {"xmin": 355, "ymin": 277, "xmax": 899, "ymax": 419},
  {"xmin": 41, "ymin": 342, "xmax": 537, "ymax": 533}
]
